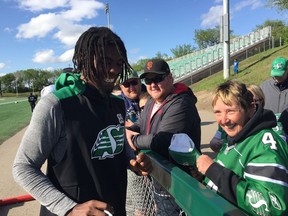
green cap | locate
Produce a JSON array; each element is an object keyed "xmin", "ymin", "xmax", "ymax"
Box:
[
  {"xmin": 168, "ymin": 133, "xmax": 200, "ymax": 166},
  {"xmin": 127, "ymin": 71, "xmax": 139, "ymax": 80},
  {"xmin": 271, "ymin": 57, "xmax": 288, "ymax": 77},
  {"xmin": 120, "ymin": 71, "xmax": 139, "ymax": 83}
]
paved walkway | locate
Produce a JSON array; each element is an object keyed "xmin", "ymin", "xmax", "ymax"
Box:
[
  {"xmin": 0, "ymin": 127, "xmax": 41, "ymax": 216},
  {"xmin": 0, "ymin": 110, "xmax": 217, "ymax": 216}
]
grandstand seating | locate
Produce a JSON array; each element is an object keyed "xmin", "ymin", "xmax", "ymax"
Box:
[{"xmin": 167, "ymin": 26, "xmax": 271, "ymax": 82}]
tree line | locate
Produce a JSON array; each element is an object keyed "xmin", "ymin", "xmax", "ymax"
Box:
[{"xmin": 0, "ymin": 18, "xmax": 287, "ymax": 95}]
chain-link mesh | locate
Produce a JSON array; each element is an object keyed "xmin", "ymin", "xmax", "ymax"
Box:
[
  {"xmin": 126, "ymin": 170, "xmax": 156, "ymax": 216},
  {"xmin": 126, "ymin": 170, "xmax": 187, "ymax": 216}
]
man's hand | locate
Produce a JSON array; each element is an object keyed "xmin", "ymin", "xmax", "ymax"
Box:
[
  {"xmin": 125, "ymin": 120, "xmax": 134, "ymax": 127},
  {"xmin": 130, "ymin": 152, "xmax": 152, "ymax": 176},
  {"xmin": 189, "ymin": 165, "xmax": 204, "ymax": 182},
  {"xmin": 125, "ymin": 128, "xmax": 139, "ymax": 151},
  {"xmin": 196, "ymin": 154, "xmax": 214, "ymax": 175},
  {"xmin": 66, "ymin": 200, "xmax": 113, "ymax": 216}
]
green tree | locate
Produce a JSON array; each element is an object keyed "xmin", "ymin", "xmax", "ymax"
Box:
[
  {"xmin": 267, "ymin": 0, "xmax": 288, "ymax": 10},
  {"xmin": 155, "ymin": 51, "xmax": 169, "ymax": 60},
  {"xmin": 1, "ymin": 73, "xmax": 15, "ymax": 92},
  {"xmin": 22, "ymin": 69, "xmax": 38, "ymax": 89},
  {"xmin": 21, "ymin": 69, "xmax": 54, "ymax": 92},
  {"xmin": 194, "ymin": 27, "xmax": 220, "ymax": 49},
  {"xmin": 0, "ymin": 77, "xmax": 2, "ymax": 96},
  {"xmin": 14, "ymin": 70, "xmax": 26, "ymax": 92},
  {"xmin": 170, "ymin": 44, "xmax": 196, "ymax": 58},
  {"xmin": 194, "ymin": 26, "xmax": 234, "ymax": 49},
  {"xmin": 131, "ymin": 58, "xmax": 149, "ymax": 72},
  {"xmin": 255, "ymin": 20, "xmax": 288, "ymax": 44},
  {"xmin": 33, "ymin": 70, "xmax": 54, "ymax": 91},
  {"xmin": 53, "ymin": 68, "xmax": 64, "ymax": 80}
]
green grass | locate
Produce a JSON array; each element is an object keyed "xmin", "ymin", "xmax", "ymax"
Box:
[
  {"xmin": 0, "ymin": 98, "xmax": 32, "ymax": 144},
  {"xmin": 191, "ymin": 45, "xmax": 288, "ymax": 92}
]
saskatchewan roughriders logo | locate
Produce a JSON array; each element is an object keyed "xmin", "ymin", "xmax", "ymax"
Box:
[{"xmin": 91, "ymin": 124, "xmax": 124, "ymax": 160}]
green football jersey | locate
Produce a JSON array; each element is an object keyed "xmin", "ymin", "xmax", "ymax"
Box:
[{"xmin": 204, "ymin": 129, "xmax": 288, "ymax": 215}]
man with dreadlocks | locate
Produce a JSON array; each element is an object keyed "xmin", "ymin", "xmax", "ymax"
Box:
[{"xmin": 12, "ymin": 27, "xmax": 152, "ymax": 216}]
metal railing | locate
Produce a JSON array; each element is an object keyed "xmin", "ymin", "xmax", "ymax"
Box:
[
  {"xmin": 1, "ymin": 151, "xmax": 246, "ymax": 216},
  {"xmin": 144, "ymin": 150, "xmax": 247, "ymax": 216}
]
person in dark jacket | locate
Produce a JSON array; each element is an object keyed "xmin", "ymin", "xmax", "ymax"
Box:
[
  {"xmin": 125, "ymin": 58, "xmax": 201, "ymax": 215},
  {"xmin": 260, "ymin": 57, "xmax": 288, "ymax": 114},
  {"xmin": 126, "ymin": 58, "xmax": 201, "ymax": 157},
  {"xmin": 28, "ymin": 92, "xmax": 37, "ymax": 112},
  {"xmin": 13, "ymin": 27, "xmax": 152, "ymax": 216},
  {"xmin": 119, "ymin": 71, "xmax": 144, "ymax": 126}
]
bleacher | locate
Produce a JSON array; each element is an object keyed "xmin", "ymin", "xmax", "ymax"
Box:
[{"xmin": 167, "ymin": 26, "xmax": 271, "ymax": 82}]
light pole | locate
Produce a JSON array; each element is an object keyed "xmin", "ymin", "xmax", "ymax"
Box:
[
  {"xmin": 105, "ymin": 3, "xmax": 110, "ymax": 29},
  {"xmin": 222, "ymin": 0, "xmax": 230, "ymax": 79},
  {"xmin": 0, "ymin": 79, "xmax": 2, "ymax": 97},
  {"xmin": 15, "ymin": 78, "xmax": 18, "ymax": 97}
]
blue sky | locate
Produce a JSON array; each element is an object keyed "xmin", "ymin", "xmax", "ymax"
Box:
[{"xmin": 0, "ymin": 0, "xmax": 286, "ymax": 76}]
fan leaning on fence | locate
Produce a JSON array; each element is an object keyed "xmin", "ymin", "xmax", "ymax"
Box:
[
  {"xmin": 126, "ymin": 58, "xmax": 201, "ymax": 216},
  {"xmin": 195, "ymin": 80, "xmax": 288, "ymax": 216},
  {"xmin": 116, "ymin": 70, "xmax": 157, "ymax": 216}
]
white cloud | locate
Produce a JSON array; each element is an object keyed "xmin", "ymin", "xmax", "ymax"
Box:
[
  {"xmin": 58, "ymin": 49, "xmax": 74, "ymax": 62},
  {"xmin": 201, "ymin": 0, "xmax": 263, "ymax": 28},
  {"xmin": 61, "ymin": 0, "xmax": 104, "ymax": 21},
  {"xmin": 46, "ymin": 67, "xmax": 54, "ymax": 71},
  {"xmin": 32, "ymin": 48, "xmax": 74, "ymax": 64},
  {"xmin": 0, "ymin": 63, "xmax": 5, "ymax": 69},
  {"xmin": 16, "ymin": 1, "xmax": 105, "ymax": 40},
  {"xmin": 18, "ymin": 0, "xmax": 69, "ymax": 12},
  {"xmin": 33, "ymin": 49, "xmax": 56, "ymax": 63},
  {"xmin": 201, "ymin": 5, "xmax": 223, "ymax": 28},
  {"xmin": 15, "ymin": 0, "xmax": 106, "ymax": 66},
  {"xmin": 129, "ymin": 55, "xmax": 148, "ymax": 64},
  {"xmin": 16, "ymin": 13, "xmax": 59, "ymax": 38},
  {"xmin": 53, "ymin": 24, "xmax": 89, "ymax": 47},
  {"xmin": 234, "ymin": 0, "xmax": 263, "ymax": 11}
]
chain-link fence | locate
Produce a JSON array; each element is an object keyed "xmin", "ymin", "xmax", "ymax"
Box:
[{"xmin": 126, "ymin": 170, "xmax": 186, "ymax": 216}]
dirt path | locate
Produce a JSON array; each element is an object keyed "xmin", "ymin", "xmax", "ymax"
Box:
[
  {"xmin": 0, "ymin": 127, "xmax": 41, "ymax": 216},
  {"xmin": 0, "ymin": 93, "xmax": 217, "ymax": 215}
]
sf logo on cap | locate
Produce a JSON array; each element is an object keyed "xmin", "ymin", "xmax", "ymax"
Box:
[{"xmin": 147, "ymin": 61, "xmax": 153, "ymax": 70}]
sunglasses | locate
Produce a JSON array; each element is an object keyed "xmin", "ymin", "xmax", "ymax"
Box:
[
  {"xmin": 144, "ymin": 74, "xmax": 167, "ymax": 85},
  {"xmin": 122, "ymin": 80, "xmax": 139, "ymax": 88}
]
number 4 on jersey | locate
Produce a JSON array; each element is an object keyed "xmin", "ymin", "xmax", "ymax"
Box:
[{"xmin": 262, "ymin": 132, "xmax": 277, "ymax": 150}]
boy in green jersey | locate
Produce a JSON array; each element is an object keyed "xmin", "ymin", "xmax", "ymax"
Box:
[{"xmin": 196, "ymin": 80, "xmax": 288, "ymax": 215}]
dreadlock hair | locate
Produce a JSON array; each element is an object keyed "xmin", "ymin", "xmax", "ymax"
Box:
[{"xmin": 72, "ymin": 26, "xmax": 133, "ymax": 88}]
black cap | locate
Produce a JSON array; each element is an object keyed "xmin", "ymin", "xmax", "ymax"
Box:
[
  {"xmin": 140, "ymin": 59, "xmax": 170, "ymax": 79},
  {"xmin": 63, "ymin": 67, "xmax": 74, "ymax": 73}
]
